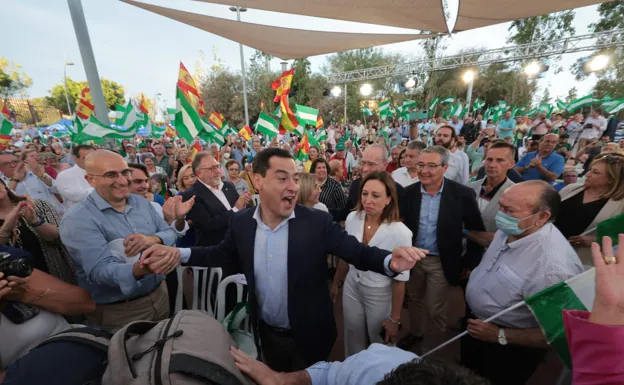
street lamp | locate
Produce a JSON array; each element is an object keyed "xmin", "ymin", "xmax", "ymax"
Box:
[
  {"xmin": 330, "ymin": 86, "xmax": 342, "ymax": 97},
  {"xmin": 64, "ymin": 54, "xmax": 74, "ymax": 116},
  {"xmin": 463, "ymin": 69, "xmax": 475, "ymax": 116},
  {"xmin": 404, "ymin": 77, "xmax": 416, "ymax": 89},
  {"xmin": 230, "ymin": 6, "xmax": 250, "ymax": 126},
  {"xmin": 360, "ymin": 84, "xmax": 373, "ymax": 96},
  {"xmin": 524, "ymin": 61, "xmax": 541, "ymax": 77},
  {"xmin": 587, "ymin": 54, "xmax": 610, "ymax": 72}
]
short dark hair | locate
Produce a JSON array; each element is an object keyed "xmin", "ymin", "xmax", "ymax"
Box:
[
  {"xmin": 377, "ymin": 358, "xmax": 489, "ymax": 385},
  {"xmin": 128, "ymin": 163, "xmax": 149, "ymax": 178},
  {"xmin": 72, "ymin": 144, "xmax": 94, "ymax": 158},
  {"xmin": 488, "ymin": 141, "xmax": 516, "ymax": 159},
  {"xmin": 252, "ymin": 147, "xmax": 293, "ymax": 177},
  {"xmin": 191, "ymin": 151, "xmax": 213, "ymax": 173},
  {"xmin": 225, "ymin": 159, "xmax": 240, "ymax": 170},
  {"xmin": 436, "ymin": 125, "xmax": 457, "ymax": 140},
  {"xmin": 310, "ymin": 158, "xmax": 331, "ymax": 174},
  {"xmin": 407, "ymin": 141, "xmax": 427, "ymax": 151}
]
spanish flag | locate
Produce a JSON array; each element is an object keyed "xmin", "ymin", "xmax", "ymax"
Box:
[
  {"xmin": 191, "ymin": 141, "xmax": 202, "ymax": 161},
  {"xmin": 1, "ymin": 102, "xmax": 10, "ymax": 119},
  {"xmin": 271, "ymin": 68, "xmax": 294, "ymax": 103},
  {"xmin": 294, "ymin": 132, "xmax": 310, "ymax": 161},
  {"xmin": 138, "ymin": 94, "xmax": 149, "ymax": 114},
  {"xmin": 198, "ymin": 100, "xmax": 207, "ymax": 117},
  {"xmin": 316, "ymin": 116, "xmax": 324, "ymax": 129},
  {"xmin": 260, "ymin": 99, "xmax": 265, "ymax": 111},
  {"xmin": 75, "ymin": 87, "xmax": 95, "ymax": 120},
  {"xmin": 238, "ymin": 125, "xmax": 252, "ymax": 141},
  {"xmin": 279, "ymin": 95, "xmax": 299, "ymax": 133},
  {"xmin": 208, "ymin": 111, "xmax": 225, "ymax": 130},
  {"xmin": 165, "ymin": 124, "xmax": 177, "ymax": 138},
  {"xmin": 177, "ymin": 61, "xmax": 202, "ymax": 112},
  {"xmin": 0, "ymin": 134, "xmax": 11, "ymax": 150}
]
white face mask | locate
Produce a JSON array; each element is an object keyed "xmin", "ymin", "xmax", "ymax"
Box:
[{"xmin": 223, "ymin": 153, "xmax": 230, "ymax": 160}]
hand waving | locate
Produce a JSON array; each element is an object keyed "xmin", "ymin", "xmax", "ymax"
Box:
[
  {"xmin": 589, "ymin": 235, "xmax": 624, "ymax": 326},
  {"xmin": 390, "ymin": 246, "xmax": 428, "ymax": 273},
  {"xmin": 175, "ymin": 195, "xmax": 195, "ymax": 218}
]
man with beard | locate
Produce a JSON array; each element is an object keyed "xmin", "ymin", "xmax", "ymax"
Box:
[{"xmin": 435, "ymin": 125, "xmax": 470, "ymax": 185}]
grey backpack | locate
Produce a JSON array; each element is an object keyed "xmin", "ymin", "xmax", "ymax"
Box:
[{"xmin": 42, "ymin": 310, "xmax": 256, "ymax": 385}]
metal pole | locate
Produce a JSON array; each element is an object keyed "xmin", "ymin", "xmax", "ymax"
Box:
[
  {"xmin": 63, "ymin": 53, "xmax": 72, "ymax": 116},
  {"xmin": 465, "ymin": 78, "xmax": 474, "ymax": 118},
  {"xmin": 344, "ymin": 84, "xmax": 348, "ymax": 125},
  {"xmin": 67, "ymin": 0, "xmax": 114, "ymax": 147},
  {"xmin": 234, "ymin": 7, "xmax": 250, "ymax": 127}
]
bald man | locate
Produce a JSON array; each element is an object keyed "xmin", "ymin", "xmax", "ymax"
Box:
[
  {"xmin": 60, "ymin": 150, "xmax": 180, "ymax": 328},
  {"xmin": 514, "ymin": 133, "xmax": 565, "ymax": 184}
]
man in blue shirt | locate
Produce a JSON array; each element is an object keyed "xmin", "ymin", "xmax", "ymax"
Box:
[
  {"xmin": 60, "ymin": 150, "xmax": 180, "ymax": 328},
  {"xmin": 497, "ymin": 111, "xmax": 516, "ymax": 140},
  {"xmin": 514, "ymin": 133, "xmax": 565, "ymax": 184}
]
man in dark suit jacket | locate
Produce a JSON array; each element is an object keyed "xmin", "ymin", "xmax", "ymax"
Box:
[
  {"xmin": 330, "ymin": 144, "xmax": 406, "ymax": 222},
  {"xmin": 399, "ymin": 145, "xmax": 485, "ymax": 348},
  {"xmin": 142, "ymin": 148, "xmax": 427, "ymax": 372},
  {"xmin": 181, "ymin": 152, "xmax": 250, "ymax": 247}
]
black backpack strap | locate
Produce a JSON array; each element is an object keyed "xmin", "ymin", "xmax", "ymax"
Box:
[
  {"xmin": 169, "ymin": 354, "xmax": 246, "ymax": 385},
  {"xmin": 37, "ymin": 327, "xmax": 113, "ymax": 353}
]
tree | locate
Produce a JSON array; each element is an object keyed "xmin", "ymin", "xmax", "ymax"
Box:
[
  {"xmin": 0, "ymin": 58, "xmax": 32, "ymax": 98},
  {"xmin": 46, "ymin": 77, "xmax": 125, "ymax": 115},
  {"xmin": 565, "ymin": 87, "xmax": 578, "ymax": 104},
  {"xmin": 540, "ymin": 88, "xmax": 552, "ymax": 105},
  {"xmin": 290, "ymin": 58, "xmax": 312, "ymax": 106}
]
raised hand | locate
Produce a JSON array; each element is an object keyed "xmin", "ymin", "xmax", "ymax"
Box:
[
  {"xmin": 589, "ymin": 235, "xmax": 624, "ymax": 326},
  {"xmin": 390, "ymin": 246, "xmax": 428, "ymax": 273},
  {"xmin": 175, "ymin": 195, "xmax": 195, "ymax": 218},
  {"xmin": 22, "ymin": 198, "xmax": 38, "ymax": 225},
  {"xmin": 2, "ymin": 201, "xmax": 28, "ymax": 232}
]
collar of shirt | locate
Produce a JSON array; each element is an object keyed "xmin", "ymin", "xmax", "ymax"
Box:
[
  {"xmin": 89, "ymin": 189, "xmax": 134, "ymax": 214},
  {"xmin": 480, "ymin": 178, "xmax": 507, "ymax": 200},
  {"xmin": 420, "ymin": 178, "xmax": 445, "ymax": 196},
  {"xmin": 485, "ymin": 224, "xmax": 550, "ymax": 271},
  {"xmin": 198, "ymin": 178, "xmax": 223, "ymax": 193},
  {"xmin": 252, "ymin": 203, "xmax": 295, "ymax": 231}
]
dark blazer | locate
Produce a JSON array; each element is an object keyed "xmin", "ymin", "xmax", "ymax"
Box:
[
  {"xmin": 181, "ymin": 180, "xmax": 239, "ymax": 247},
  {"xmin": 187, "ymin": 205, "xmax": 391, "ymax": 366},
  {"xmin": 330, "ymin": 176, "xmax": 406, "ymax": 222},
  {"xmin": 403, "ymin": 178, "xmax": 485, "ymax": 286}
]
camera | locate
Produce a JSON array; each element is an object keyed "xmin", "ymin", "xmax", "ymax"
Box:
[{"xmin": 0, "ymin": 252, "xmax": 33, "ymax": 278}]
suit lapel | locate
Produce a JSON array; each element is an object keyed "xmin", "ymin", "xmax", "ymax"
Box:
[
  {"xmin": 192, "ymin": 181, "xmax": 228, "ymax": 211},
  {"xmin": 286, "ymin": 208, "xmax": 303, "ymax": 302},
  {"xmin": 222, "ymin": 182, "xmax": 239, "ymax": 207},
  {"xmin": 437, "ymin": 180, "xmax": 450, "ymax": 243}
]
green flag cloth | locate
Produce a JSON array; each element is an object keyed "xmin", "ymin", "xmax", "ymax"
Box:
[
  {"xmin": 362, "ymin": 107, "xmax": 373, "ymax": 117},
  {"xmin": 440, "ymin": 96, "xmax": 455, "ymax": 104},
  {"xmin": 256, "ymin": 112, "xmax": 279, "ymax": 139},
  {"xmin": 556, "ymin": 99, "xmax": 568, "ymax": 111},
  {"xmin": 73, "ymin": 115, "xmax": 136, "ymax": 144},
  {"xmin": 174, "ymin": 87, "xmax": 203, "ymax": 143},
  {"xmin": 295, "ymin": 105, "xmax": 319, "ymax": 127},
  {"xmin": 402, "ymin": 100, "xmax": 416, "ymax": 109},
  {"xmin": 567, "ymin": 94, "xmax": 598, "ymax": 112},
  {"xmin": 378, "ymin": 99, "xmax": 391, "ymax": 119},
  {"xmin": 316, "ymin": 129, "xmax": 327, "ymax": 142}
]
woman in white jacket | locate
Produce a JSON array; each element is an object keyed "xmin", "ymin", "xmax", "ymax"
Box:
[{"xmin": 331, "ymin": 171, "xmax": 412, "ymax": 357}]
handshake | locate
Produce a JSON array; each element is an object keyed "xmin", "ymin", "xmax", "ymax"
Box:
[{"xmin": 133, "ymin": 244, "xmax": 182, "ymax": 278}]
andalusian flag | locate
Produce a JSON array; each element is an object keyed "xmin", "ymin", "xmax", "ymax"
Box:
[
  {"xmin": 451, "ymin": 101, "xmax": 463, "ymax": 117},
  {"xmin": 567, "ymin": 94, "xmax": 597, "ymax": 112},
  {"xmin": 73, "ymin": 115, "xmax": 136, "ymax": 143},
  {"xmin": 538, "ymin": 103, "xmax": 554, "ymax": 116},
  {"xmin": 525, "ymin": 269, "xmax": 595, "ymax": 368},
  {"xmin": 0, "ymin": 103, "xmax": 13, "ymax": 136},
  {"xmin": 473, "ymin": 99, "xmax": 485, "ymax": 111},
  {"xmin": 75, "ymin": 87, "xmax": 95, "ymax": 120},
  {"xmin": 167, "ymin": 108, "xmax": 176, "ymax": 123},
  {"xmin": 175, "ymin": 87, "xmax": 203, "ymax": 143},
  {"xmin": 402, "ymin": 100, "xmax": 417, "ymax": 109},
  {"xmin": 556, "ymin": 99, "xmax": 568, "ymax": 111},
  {"xmin": 602, "ymin": 98, "xmax": 624, "ymax": 114},
  {"xmin": 295, "ymin": 105, "xmax": 319, "ymax": 127},
  {"xmin": 307, "ymin": 129, "xmax": 321, "ymax": 148},
  {"xmin": 256, "ymin": 112, "xmax": 279, "ymax": 139},
  {"xmin": 316, "ymin": 129, "xmax": 327, "ymax": 142},
  {"xmin": 378, "ymin": 99, "xmax": 391, "ymax": 119},
  {"xmin": 362, "ymin": 107, "xmax": 373, "ymax": 117},
  {"xmin": 238, "ymin": 125, "xmax": 252, "ymax": 141},
  {"xmin": 271, "ymin": 68, "xmax": 295, "ymax": 102},
  {"xmin": 316, "ymin": 116, "xmax": 324, "ymax": 129},
  {"xmin": 116, "ymin": 101, "xmax": 140, "ymax": 130},
  {"xmin": 200, "ymin": 118, "xmax": 225, "ymax": 146},
  {"xmin": 149, "ymin": 123, "xmax": 166, "ymax": 138},
  {"xmin": 279, "ymin": 95, "xmax": 299, "ymax": 133},
  {"xmin": 428, "ymin": 97, "xmax": 439, "ymax": 111},
  {"xmin": 440, "ymin": 96, "xmax": 455, "ymax": 104},
  {"xmin": 294, "ymin": 132, "xmax": 310, "ymax": 161}
]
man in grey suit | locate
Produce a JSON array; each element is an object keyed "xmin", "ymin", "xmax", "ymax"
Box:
[{"xmin": 466, "ymin": 142, "xmax": 516, "ymax": 247}]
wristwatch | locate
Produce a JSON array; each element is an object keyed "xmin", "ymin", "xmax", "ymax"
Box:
[{"xmin": 497, "ymin": 328, "xmax": 508, "ymax": 346}]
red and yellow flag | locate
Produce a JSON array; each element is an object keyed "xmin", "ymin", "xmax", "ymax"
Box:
[
  {"xmin": 272, "ymin": 68, "xmax": 294, "ymax": 102},
  {"xmin": 260, "ymin": 99, "xmax": 265, "ymax": 111},
  {"xmin": 75, "ymin": 87, "xmax": 95, "ymax": 120},
  {"xmin": 294, "ymin": 132, "xmax": 310, "ymax": 161},
  {"xmin": 238, "ymin": 125, "xmax": 252, "ymax": 141},
  {"xmin": 0, "ymin": 134, "xmax": 11, "ymax": 150},
  {"xmin": 279, "ymin": 95, "xmax": 299, "ymax": 133},
  {"xmin": 316, "ymin": 116, "xmax": 324, "ymax": 129},
  {"xmin": 191, "ymin": 141, "xmax": 202, "ymax": 161},
  {"xmin": 138, "ymin": 94, "xmax": 149, "ymax": 114},
  {"xmin": 198, "ymin": 100, "xmax": 207, "ymax": 117},
  {"xmin": 165, "ymin": 124, "xmax": 177, "ymax": 138},
  {"xmin": 177, "ymin": 61, "xmax": 202, "ymax": 112},
  {"xmin": 1, "ymin": 102, "xmax": 11, "ymax": 119},
  {"xmin": 208, "ymin": 111, "xmax": 225, "ymax": 130}
]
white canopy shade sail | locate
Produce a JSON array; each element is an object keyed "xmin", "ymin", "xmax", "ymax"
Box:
[{"xmin": 121, "ymin": 0, "xmax": 436, "ymax": 59}]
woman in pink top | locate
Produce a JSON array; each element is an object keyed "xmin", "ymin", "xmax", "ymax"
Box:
[{"xmin": 564, "ymin": 234, "xmax": 624, "ymax": 385}]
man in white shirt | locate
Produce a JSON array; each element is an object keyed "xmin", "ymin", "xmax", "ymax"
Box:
[
  {"xmin": 391, "ymin": 141, "xmax": 426, "ymax": 187},
  {"xmin": 579, "ymin": 109, "xmax": 608, "ymax": 150},
  {"xmin": 435, "ymin": 126, "xmax": 469, "ymax": 185},
  {"xmin": 54, "ymin": 145, "xmax": 95, "ymax": 210},
  {"xmin": 449, "ymin": 116, "xmax": 464, "ymax": 136},
  {"xmin": 15, "ymin": 149, "xmax": 65, "ymax": 215},
  {"xmin": 353, "ymin": 120, "xmax": 366, "ymax": 142}
]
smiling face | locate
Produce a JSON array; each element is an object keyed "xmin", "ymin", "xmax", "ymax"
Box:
[
  {"xmin": 416, "ymin": 151, "xmax": 447, "ymax": 186},
  {"xmin": 253, "ymin": 156, "xmax": 299, "ymax": 219},
  {"xmin": 129, "ymin": 167, "xmax": 150, "ymax": 198},
  {"xmin": 85, "ymin": 151, "xmax": 131, "ymax": 205},
  {"xmin": 314, "ymin": 162, "xmax": 328, "ymax": 181}
]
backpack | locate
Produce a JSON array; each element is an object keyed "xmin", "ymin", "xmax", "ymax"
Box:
[{"xmin": 39, "ymin": 310, "xmax": 256, "ymax": 385}]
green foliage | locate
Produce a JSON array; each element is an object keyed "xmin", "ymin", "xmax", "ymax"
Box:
[
  {"xmin": 565, "ymin": 87, "xmax": 578, "ymax": 104},
  {"xmin": 507, "ymin": 11, "xmax": 575, "ymax": 45},
  {"xmin": 0, "ymin": 58, "xmax": 32, "ymax": 98},
  {"xmin": 46, "ymin": 77, "xmax": 125, "ymax": 115}
]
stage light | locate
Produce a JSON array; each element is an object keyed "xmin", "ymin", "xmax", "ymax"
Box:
[
  {"xmin": 330, "ymin": 86, "xmax": 342, "ymax": 97},
  {"xmin": 360, "ymin": 84, "xmax": 373, "ymax": 96}
]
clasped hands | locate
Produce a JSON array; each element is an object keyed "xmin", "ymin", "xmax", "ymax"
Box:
[{"xmin": 125, "ymin": 235, "xmax": 180, "ymax": 277}]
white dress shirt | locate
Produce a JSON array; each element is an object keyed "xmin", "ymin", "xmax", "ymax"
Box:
[
  {"xmin": 54, "ymin": 164, "xmax": 93, "ymax": 209},
  {"xmin": 445, "ymin": 149, "xmax": 470, "ymax": 185},
  {"xmin": 391, "ymin": 167, "xmax": 419, "ymax": 187},
  {"xmin": 16, "ymin": 172, "xmax": 64, "ymax": 215},
  {"xmin": 344, "ymin": 211, "xmax": 411, "ymax": 288},
  {"xmin": 466, "ymin": 224, "xmax": 584, "ymax": 328},
  {"xmin": 580, "ymin": 116, "xmax": 607, "ymax": 140},
  {"xmin": 198, "ymin": 179, "xmax": 238, "ymax": 212}
]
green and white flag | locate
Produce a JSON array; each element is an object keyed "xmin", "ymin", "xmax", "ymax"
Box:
[
  {"xmin": 440, "ymin": 96, "xmax": 455, "ymax": 104},
  {"xmin": 472, "ymin": 99, "xmax": 485, "ymax": 111},
  {"xmin": 167, "ymin": 108, "xmax": 176, "ymax": 122},
  {"xmin": 378, "ymin": 99, "xmax": 391, "ymax": 118},
  {"xmin": 428, "ymin": 97, "xmax": 439, "ymax": 111},
  {"xmin": 294, "ymin": 105, "xmax": 319, "ymax": 127},
  {"xmin": 0, "ymin": 113, "xmax": 13, "ymax": 136},
  {"xmin": 555, "ymin": 99, "xmax": 568, "ymax": 112},
  {"xmin": 511, "ymin": 107, "xmax": 526, "ymax": 118},
  {"xmin": 538, "ymin": 103, "xmax": 554, "ymax": 116},
  {"xmin": 114, "ymin": 104, "xmax": 126, "ymax": 120},
  {"xmin": 451, "ymin": 101, "xmax": 463, "ymax": 117},
  {"xmin": 256, "ymin": 111, "xmax": 279, "ymax": 139},
  {"xmin": 602, "ymin": 98, "xmax": 624, "ymax": 114},
  {"xmin": 402, "ymin": 100, "xmax": 416, "ymax": 109},
  {"xmin": 307, "ymin": 129, "xmax": 321, "ymax": 148},
  {"xmin": 73, "ymin": 115, "xmax": 136, "ymax": 143},
  {"xmin": 526, "ymin": 268, "xmax": 595, "ymax": 368},
  {"xmin": 567, "ymin": 94, "xmax": 597, "ymax": 112},
  {"xmin": 200, "ymin": 118, "xmax": 225, "ymax": 146},
  {"xmin": 175, "ymin": 88, "xmax": 203, "ymax": 143},
  {"xmin": 316, "ymin": 129, "xmax": 327, "ymax": 142},
  {"xmin": 116, "ymin": 101, "xmax": 140, "ymax": 130},
  {"xmin": 362, "ymin": 107, "xmax": 373, "ymax": 117},
  {"xmin": 272, "ymin": 105, "xmax": 281, "ymax": 118}
]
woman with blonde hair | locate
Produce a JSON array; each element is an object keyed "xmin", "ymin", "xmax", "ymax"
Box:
[
  {"xmin": 555, "ymin": 153, "xmax": 624, "ymax": 264},
  {"xmin": 176, "ymin": 164, "xmax": 197, "ymax": 193},
  {"xmin": 330, "ymin": 171, "xmax": 412, "ymax": 356},
  {"xmin": 295, "ymin": 172, "xmax": 327, "ymax": 212}
]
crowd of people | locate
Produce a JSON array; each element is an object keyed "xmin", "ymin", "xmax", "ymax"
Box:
[{"xmin": 0, "ymin": 108, "xmax": 623, "ymax": 385}]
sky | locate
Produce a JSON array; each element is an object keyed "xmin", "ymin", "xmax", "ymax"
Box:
[{"xmin": 2, "ymin": 0, "xmax": 606, "ymax": 110}]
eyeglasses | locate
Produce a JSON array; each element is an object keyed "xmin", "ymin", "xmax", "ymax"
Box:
[
  {"xmin": 0, "ymin": 160, "xmax": 19, "ymax": 167},
  {"xmin": 132, "ymin": 178, "xmax": 150, "ymax": 185},
  {"xmin": 415, "ymin": 163, "xmax": 443, "ymax": 170},
  {"xmin": 89, "ymin": 169, "xmax": 133, "ymax": 181},
  {"xmin": 196, "ymin": 165, "xmax": 221, "ymax": 173}
]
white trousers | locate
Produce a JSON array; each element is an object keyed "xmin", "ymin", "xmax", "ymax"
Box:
[{"xmin": 342, "ymin": 272, "xmax": 392, "ymax": 358}]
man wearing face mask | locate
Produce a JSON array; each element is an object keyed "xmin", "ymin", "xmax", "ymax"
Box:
[{"xmin": 461, "ymin": 180, "xmax": 584, "ymax": 385}]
